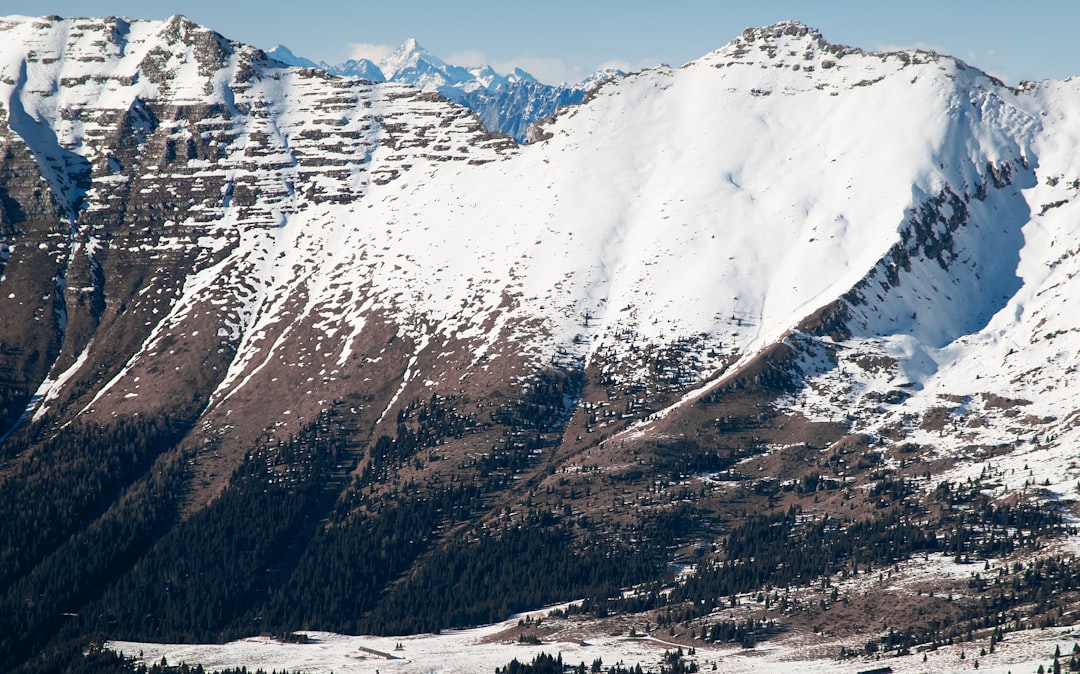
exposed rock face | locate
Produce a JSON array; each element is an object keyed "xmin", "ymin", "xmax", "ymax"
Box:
[
  {"xmin": 5, "ymin": 16, "xmax": 1080, "ymax": 671},
  {"xmin": 0, "ymin": 15, "xmax": 511, "ymax": 447}
]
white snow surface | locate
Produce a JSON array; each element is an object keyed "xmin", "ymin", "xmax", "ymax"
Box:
[
  {"xmin": 307, "ymin": 24, "xmax": 1035, "ymax": 397},
  {"xmin": 106, "ymin": 601, "xmax": 1077, "ymax": 674},
  {"xmin": 774, "ymin": 60, "xmax": 1080, "ymax": 505},
  {"xmin": 5, "ymin": 18, "xmax": 1080, "ymax": 499}
]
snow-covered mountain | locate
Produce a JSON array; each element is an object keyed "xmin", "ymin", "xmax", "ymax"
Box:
[
  {"xmin": 4, "ymin": 15, "xmax": 1080, "ymax": 673},
  {"xmin": 264, "ymin": 43, "xmax": 319, "ymax": 69},
  {"xmin": 269, "ymin": 38, "xmax": 619, "ymax": 141}
]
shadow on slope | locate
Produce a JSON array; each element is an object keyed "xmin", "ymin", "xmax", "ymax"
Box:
[{"xmin": 845, "ymin": 159, "xmax": 1034, "ymax": 351}]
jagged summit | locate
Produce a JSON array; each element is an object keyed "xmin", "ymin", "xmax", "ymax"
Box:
[
  {"xmin": 703, "ymin": 19, "xmax": 862, "ymax": 69},
  {"xmin": 738, "ymin": 20, "xmax": 830, "ymax": 43},
  {"xmin": 708, "ymin": 19, "xmax": 996, "ymax": 85},
  {"xmin": 676, "ymin": 17, "xmax": 1014, "ymax": 104},
  {"xmin": 734, "ymin": 20, "xmax": 858, "ymax": 54},
  {"xmin": 378, "ymin": 37, "xmax": 470, "ymax": 89},
  {"xmin": 507, "ymin": 66, "xmax": 539, "ymax": 84}
]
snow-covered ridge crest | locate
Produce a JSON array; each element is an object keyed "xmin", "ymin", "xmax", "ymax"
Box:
[
  {"xmin": 735, "ymin": 20, "xmax": 851, "ymax": 51},
  {"xmin": 706, "ymin": 20, "xmax": 861, "ymax": 68},
  {"xmin": 707, "ymin": 18, "xmax": 995, "ymax": 86}
]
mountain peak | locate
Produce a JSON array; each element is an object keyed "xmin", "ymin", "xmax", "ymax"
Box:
[
  {"xmin": 741, "ymin": 20, "xmax": 823, "ymax": 42},
  {"xmin": 379, "ymin": 38, "xmax": 472, "ymax": 90},
  {"xmin": 729, "ymin": 20, "xmax": 853, "ymax": 56},
  {"xmin": 714, "ymin": 20, "xmax": 990, "ymax": 85},
  {"xmin": 160, "ymin": 13, "xmax": 198, "ymax": 37},
  {"xmin": 380, "ymin": 37, "xmax": 442, "ymax": 80},
  {"xmin": 696, "ymin": 19, "xmax": 873, "ymax": 73},
  {"xmin": 387, "ymin": 37, "xmax": 433, "ymax": 64},
  {"xmin": 508, "ymin": 67, "xmax": 538, "ymax": 84},
  {"xmin": 268, "ymin": 43, "xmax": 295, "ymax": 58},
  {"xmin": 266, "ymin": 44, "xmax": 319, "ymax": 69}
]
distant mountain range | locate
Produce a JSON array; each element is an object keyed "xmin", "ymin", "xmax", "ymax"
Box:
[{"xmin": 266, "ymin": 40, "xmax": 623, "ymax": 142}]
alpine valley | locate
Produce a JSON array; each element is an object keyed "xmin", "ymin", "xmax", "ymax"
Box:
[{"xmin": 4, "ymin": 14, "xmax": 1080, "ymax": 674}]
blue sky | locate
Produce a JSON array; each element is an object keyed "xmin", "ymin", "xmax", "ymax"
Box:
[{"xmin": 4, "ymin": 1, "xmax": 1079, "ymax": 85}]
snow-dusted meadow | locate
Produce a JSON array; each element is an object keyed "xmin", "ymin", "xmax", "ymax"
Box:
[{"xmin": 108, "ymin": 593, "xmax": 1077, "ymax": 674}]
